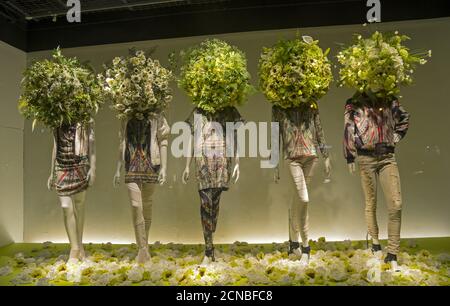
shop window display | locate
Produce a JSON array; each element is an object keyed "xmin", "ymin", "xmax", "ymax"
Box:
[{"xmin": 0, "ymin": 2, "xmax": 448, "ymax": 288}]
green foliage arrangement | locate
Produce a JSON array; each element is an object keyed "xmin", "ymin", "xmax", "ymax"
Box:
[
  {"xmin": 98, "ymin": 49, "xmax": 173, "ymax": 120},
  {"xmin": 259, "ymin": 35, "xmax": 333, "ymax": 109},
  {"xmin": 19, "ymin": 48, "xmax": 102, "ymax": 129},
  {"xmin": 178, "ymin": 39, "xmax": 254, "ymax": 113},
  {"xmin": 337, "ymin": 31, "xmax": 431, "ymax": 99}
]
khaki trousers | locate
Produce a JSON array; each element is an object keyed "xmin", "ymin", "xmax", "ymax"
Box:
[
  {"xmin": 357, "ymin": 153, "xmax": 402, "ymax": 255},
  {"xmin": 288, "ymin": 156, "xmax": 318, "ymax": 245}
]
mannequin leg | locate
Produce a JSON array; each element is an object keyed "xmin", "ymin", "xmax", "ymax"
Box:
[
  {"xmin": 126, "ymin": 182, "xmax": 151, "ymax": 263},
  {"xmin": 141, "ymin": 183, "xmax": 155, "ymax": 241},
  {"xmin": 379, "ymin": 156, "xmax": 402, "ymax": 255},
  {"xmin": 358, "ymin": 156, "xmax": 380, "ymax": 245},
  {"xmin": 73, "ymin": 191, "xmax": 87, "ymax": 258},
  {"xmin": 199, "ymin": 188, "xmax": 222, "ymax": 259},
  {"xmin": 59, "ymin": 191, "xmax": 86, "ymax": 260}
]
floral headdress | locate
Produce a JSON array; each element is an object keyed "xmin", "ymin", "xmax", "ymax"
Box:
[
  {"xmin": 99, "ymin": 49, "xmax": 173, "ymax": 120},
  {"xmin": 177, "ymin": 39, "xmax": 254, "ymax": 113},
  {"xmin": 259, "ymin": 35, "xmax": 333, "ymax": 109},
  {"xmin": 19, "ymin": 47, "xmax": 102, "ymax": 129},
  {"xmin": 337, "ymin": 31, "xmax": 431, "ymax": 100}
]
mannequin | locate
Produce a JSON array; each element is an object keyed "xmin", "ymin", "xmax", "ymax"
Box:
[
  {"xmin": 272, "ymin": 104, "xmax": 331, "ymax": 265},
  {"xmin": 47, "ymin": 119, "xmax": 96, "ymax": 261},
  {"xmin": 344, "ymin": 91, "xmax": 409, "ymax": 271},
  {"xmin": 182, "ymin": 107, "xmax": 242, "ymax": 264},
  {"xmin": 113, "ymin": 112, "xmax": 170, "ymax": 264}
]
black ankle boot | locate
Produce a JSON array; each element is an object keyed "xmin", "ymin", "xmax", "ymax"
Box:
[
  {"xmin": 371, "ymin": 244, "xmax": 382, "ymax": 253},
  {"xmin": 301, "ymin": 245, "xmax": 311, "ymax": 258},
  {"xmin": 288, "ymin": 240, "xmax": 300, "ymax": 254},
  {"xmin": 384, "ymin": 253, "xmax": 397, "ymax": 263}
]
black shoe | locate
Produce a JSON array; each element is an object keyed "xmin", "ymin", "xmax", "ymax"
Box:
[
  {"xmin": 288, "ymin": 240, "xmax": 300, "ymax": 254},
  {"xmin": 384, "ymin": 253, "xmax": 397, "ymax": 263},
  {"xmin": 371, "ymin": 244, "xmax": 382, "ymax": 253},
  {"xmin": 301, "ymin": 245, "xmax": 311, "ymax": 259}
]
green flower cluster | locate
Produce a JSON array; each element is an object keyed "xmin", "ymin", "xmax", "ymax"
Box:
[
  {"xmin": 18, "ymin": 48, "xmax": 102, "ymax": 129},
  {"xmin": 98, "ymin": 49, "xmax": 173, "ymax": 120},
  {"xmin": 259, "ymin": 36, "xmax": 333, "ymax": 109},
  {"xmin": 337, "ymin": 31, "xmax": 431, "ymax": 99},
  {"xmin": 178, "ymin": 39, "xmax": 254, "ymax": 113}
]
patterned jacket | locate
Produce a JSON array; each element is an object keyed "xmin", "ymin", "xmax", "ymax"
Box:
[
  {"xmin": 186, "ymin": 107, "xmax": 244, "ymax": 190},
  {"xmin": 123, "ymin": 113, "xmax": 170, "ymax": 167},
  {"xmin": 272, "ymin": 105, "xmax": 329, "ymax": 160},
  {"xmin": 343, "ymin": 94, "xmax": 410, "ymax": 163}
]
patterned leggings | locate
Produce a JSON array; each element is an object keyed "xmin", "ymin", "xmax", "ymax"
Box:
[{"xmin": 199, "ymin": 188, "xmax": 223, "ymax": 257}]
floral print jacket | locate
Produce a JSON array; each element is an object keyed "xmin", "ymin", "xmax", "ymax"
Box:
[
  {"xmin": 272, "ymin": 105, "xmax": 329, "ymax": 160},
  {"xmin": 343, "ymin": 94, "xmax": 410, "ymax": 163},
  {"xmin": 186, "ymin": 107, "xmax": 244, "ymax": 190}
]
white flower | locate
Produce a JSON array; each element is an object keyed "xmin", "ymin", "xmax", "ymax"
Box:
[
  {"xmin": 0, "ymin": 265, "xmax": 13, "ymax": 276},
  {"xmin": 36, "ymin": 277, "xmax": 51, "ymax": 286},
  {"xmin": 11, "ymin": 272, "xmax": 33, "ymax": 285},
  {"xmin": 92, "ymin": 272, "xmax": 114, "ymax": 286},
  {"xmin": 127, "ymin": 265, "xmax": 144, "ymax": 283}
]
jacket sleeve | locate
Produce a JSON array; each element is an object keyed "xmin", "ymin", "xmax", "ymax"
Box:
[
  {"xmin": 343, "ymin": 100, "xmax": 357, "ymax": 163},
  {"xmin": 314, "ymin": 110, "xmax": 329, "ymax": 159},
  {"xmin": 271, "ymin": 106, "xmax": 283, "ymax": 162},
  {"xmin": 392, "ymin": 100, "xmax": 410, "ymax": 143},
  {"xmin": 157, "ymin": 114, "xmax": 171, "ymax": 143}
]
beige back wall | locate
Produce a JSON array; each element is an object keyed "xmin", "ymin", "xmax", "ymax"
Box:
[
  {"xmin": 24, "ymin": 17, "xmax": 450, "ymax": 244},
  {"xmin": 0, "ymin": 41, "xmax": 25, "ymax": 247}
]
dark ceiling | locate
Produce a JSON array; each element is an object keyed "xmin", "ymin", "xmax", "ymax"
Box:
[
  {"xmin": 0, "ymin": 0, "xmax": 195, "ymax": 23},
  {"xmin": 1, "ymin": 0, "xmax": 449, "ymax": 52}
]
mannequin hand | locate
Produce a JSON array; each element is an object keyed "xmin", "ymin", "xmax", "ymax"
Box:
[
  {"xmin": 182, "ymin": 167, "xmax": 190, "ymax": 184},
  {"xmin": 274, "ymin": 167, "xmax": 280, "ymax": 183},
  {"xmin": 324, "ymin": 157, "xmax": 332, "ymax": 176},
  {"xmin": 348, "ymin": 162, "xmax": 356, "ymax": 175},
  {"xmin": 113, "ymin": 170, "xmax": 121, "ymax": 188},
  {"xmin": 47, "ymin": 174, "xmax": 55, "ymax": 191},
  {"xmin": 158, "ymin": 168, "xmax": 167, "ymax": 185},
  {"xmin": 232, "ymin": 164, "xmax": 240, "ymax": 183},
  {"xmin": 87, "ymin": 168, "xmax": 96, "ymax": 186}
]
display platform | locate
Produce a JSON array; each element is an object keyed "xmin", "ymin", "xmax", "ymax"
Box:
[{"xmin": 0, "ymin": 238, "xmax": 448, "ymax": 286}]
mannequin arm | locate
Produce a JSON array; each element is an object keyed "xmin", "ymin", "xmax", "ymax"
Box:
[
  {"xmin": 182, "ymin": 134, "xmax": 193, "ymax": 184},
  {"xmin": 87, "ymin": 120, "xmax": 96, "ymax": 186},
  {"xmin": 272, "ymin": 107, "xmax": 282, "ymax": 183},
  {"xmin": 232, "ymin": 149, "xmax": 240, "ymax": 183},
  {"xmin": 158, "ymin": 140, "xmax": 168, "ymax": 185},
  {"xmin": 344, "ymin": 102, "xmax": 357, "ymax": 164},
  {"xmin": 113, "ymin": 120, "xmax": 126, "ymax": 187},
  {"xmin": 393, "ymin": 100, "xmax": 410, "ymax": 143},
  {"xmin": 274, "ymin": 139, "xmax": 283, "ymax": 183},
  {"xmin": 348, "ymin": 162, "xmax": 356, "ymax": 175},
  {"xmin": 47, "ymin": 135, "xmax": 56, "ymax": 190}
]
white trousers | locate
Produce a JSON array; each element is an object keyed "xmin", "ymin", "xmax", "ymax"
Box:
[{"xmin": 288, "ymin": 156, "xmax": 318, "ymax": 245}]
